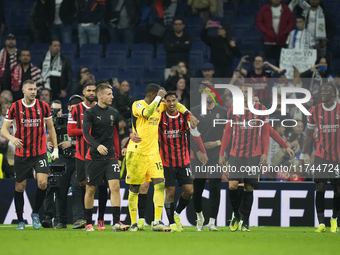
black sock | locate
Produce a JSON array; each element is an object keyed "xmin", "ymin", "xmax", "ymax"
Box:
[
  {"xmin": 33, "ymin": 188, "xmax": 46, "ymax": 214},
  {"xmin": 175, "ymin": 196, "xmax": 190, "ymax": 214},
  {"xmin": 165, "ymin": 202, "xmax": 175, "ymax": 224},
  {"xmin": 316, "ymin": 191, "xmax": 325, "ymax": 224},
  {"xmin": 112, "ymin": 206, "xmax": 120, "ymax": 224},
  {"xmin": 237, "ymin": 186, "xmax": 245, "ymax": 208},
  {"xmin": 98, "ymin": 185, "xmax": 107, "ymax": 221},
  {"xmin": 239, "ymin": 191, "xmax": 254, "ymax": 224},
  {"xmin": 15, "ymin": 191, "xmax": 24, "ymax": 222},
  {"xmin": 229, "ymin": 189, "xmax": 240, "ymax": 218},
  {"xmin": 85, "ymin": 208, "xmax": 93, "ymax": 225},
  {"xmin": 138, "ymin": 194, "xmax": 147, "ymax": 219},
  {"xmin": 332, "ymin": 195, "xmax": 340, "ymax": 219}
]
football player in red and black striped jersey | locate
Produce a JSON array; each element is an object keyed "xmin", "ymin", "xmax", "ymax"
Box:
[
  {"xmin": 1, "ymin": 79, "xmax": 59, "ymax": 230},
  {"xmin": 299, "ymin": 83, "xmax": 340, "ymax": 233}
]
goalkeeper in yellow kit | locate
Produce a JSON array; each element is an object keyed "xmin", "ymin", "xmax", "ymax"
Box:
[{"xmin": 126, "ymin": 84, "xmax": 196, "ymax": 231}]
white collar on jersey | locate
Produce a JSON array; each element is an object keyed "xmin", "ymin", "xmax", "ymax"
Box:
[
  {"xmin": 322, "ymin": 102, "xmax": 336, "ymax": 111},
  {"xmin": 82, "ymin": 101, "xmax": 96, "ymax": 109},
  {"xmin": 21, "ymin": 99, "xmax": 36, "ymax": 108},
  {"xmin": 166, "ymin": 111, "xmax": 180, "ymax": 118}
]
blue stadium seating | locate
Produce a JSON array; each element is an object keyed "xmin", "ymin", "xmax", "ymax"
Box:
[
  {"xmin": 74, "ymin": 57, "xmax": 98, "ymax": 72},
  {"xmin": 156, "ymin": 44, "xmax": 166, "ymax": 58},
  {"xmin": 15, "ymin": 1, "xmax": 35, "ymax": 16},
  {"xmin": 150, "ymin": 58, "xmax": 166, "ymax": 71},
  {"xmin": 140, "ymin": 71, "xmax": 164, "ymax": 87},
  {"xmin": 231, "ymin": 17, "xmax": 255, "ymax": 30},
  {"xmin": 98, "ymin": 58, "xmax": 123, "ymax": 71},
  {"xmin": 92, "ymin": 70, "xmax": 116, "ymax": 81},
  {"xmin": 30, "ymin": 43, "xmax": 49, "ymax": 56},
  {"xmin": 131, "ymin": 43, "xmax": 154, "ymax": 58},
  {"xmin": 7, "ymin": 15, "xmax": 28, "ymax": 30},
  {"xmin": 125, "ymin": 57, "xmax": 150, "ymax": 72},
  {"xmin": 106, "ymin": 43, "xmax": 129, "ymax": 57},
  {"xmin": 190, "ymin": 41, "xmax": 207, "ymax": 58},
  {"xmin": 117, "ymin": 71, "xmax": 137, "ymax": 87},
  {"xmin": 30, "ymin": 55, "xmax": 41, "ymax": 67},
  {"xmin": 61, "ymin": 43, "xmax": 77, "ymax": 57},
  {"xmin": 80, "ymin": 44, "xmax": 102, "ymax": 58}
]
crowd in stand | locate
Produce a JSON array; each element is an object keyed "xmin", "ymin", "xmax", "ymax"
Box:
[{"xmin": 0, "ymin": 0, "xmax": 339, "ymax": 182}]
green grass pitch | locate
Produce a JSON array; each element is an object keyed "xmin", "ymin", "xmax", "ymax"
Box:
[{"xmin": 0, "ymin": 225, "xmax": 339, "ymax": 255}]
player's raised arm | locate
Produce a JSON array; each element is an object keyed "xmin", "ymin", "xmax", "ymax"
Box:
[{"xmin": 134, "ymin": 89, "xmax": 166, "ymax": 119}]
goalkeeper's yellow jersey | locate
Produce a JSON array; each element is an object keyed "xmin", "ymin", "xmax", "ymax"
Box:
[{"xmin": 127, "ymin": 100, "xmax": 166, "ymax": 155}]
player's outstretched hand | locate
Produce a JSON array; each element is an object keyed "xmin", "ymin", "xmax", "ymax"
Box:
[
  {"xmin": 97, "ymin": 145, "xmax": 108, "ymax": 155},
  {"xmin": 286, "ymin": 147, "xmax": 295, "ymax": 159},
  {"xmin": 10, "ymin": 137, "xmax": 23, "ymax": 149},
  {"xmin": 259, "ymin": 154, "xmax": 267, "ymax": 165},
  {"xmin": 121, "ymin": 148, "xmax": 127, "ymax": 156},
  {"xmin": 130, "ymin": 132, "xmax": 142, "ymax": 143},
  {"xmin": 219, "ymin": 155, "xmax": 226, "ymax": 168},
  {"xmin": 188, "ymin": 114, "xmax": 198, "ymax": 128}
]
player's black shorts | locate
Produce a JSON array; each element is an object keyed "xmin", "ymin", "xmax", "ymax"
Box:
[
  {"xmin": 228, "ymin": 155, "xmax": 261, "ymax": 185},
  {"xmin": 164, "ymin": 164, "xmax": 193, "ymax": 187},
  {"xmin": 313, "ymin": 156, "xmax": 340, "ymax": 185},
  {"xmin": 85, "ymin": 158, "xmax": 120, "ymax": 186},
  {"xmin": 14, "ymin": 154, "xmax": 48, "ymax": 183},
  {"xmin": 76, "ymin": 158, "xmax": 85, "ymax": 182}
]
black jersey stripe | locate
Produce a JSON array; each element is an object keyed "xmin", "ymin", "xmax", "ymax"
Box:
[
  {"xmin": 28, "ymin": 107, "xmax": 34, "ymax": 158},
  {"xmin": 166, "ymin": 114, "xmax": 173, "ymax": 167}
]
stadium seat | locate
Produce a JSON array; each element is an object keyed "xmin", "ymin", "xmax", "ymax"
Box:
[
  {"xmin": 183, "ymin": 17, "xmax": 202, "ymax": 30},
  {"xmin": 131, "ymin": 43, "xmax": 154, "ymax": 58},
  {"xmin": 332, "ymin": 58, "xmax": 340, "ymax": 73},
  {"xmin": 187, "ymin": 27, "xmax": 201, "ymax": 41},
  {"xmin": 189, "ymin": 55, "xmax": 204, "ymax": 72},
  {"xmin": 106, "ymin": 43, "xmax": 129, "ymax": 57},
  {"xmin": 80, "ymin": 43, "xmax": 102, "ymax": 58},
  {"xmin": 125, "ymin": 57, "xmax": 150, "ymax": 72},
  {"xmin": 7, "ymin": 15, "xmax": 29, "ymax": 30},
  {"xmin": 156, "ymin": 44, "xmax": 166, "ymax": 58},
  {"xmin": 15, "ymin": 1, "xmax": 35, "ymax": 16},
  {"xmin": 117, "ymin": 71, "xmax": 136, "ymax": 87},
  {"xmin": 133, "ymin": 85, "xmax": 147, "ymax": 100},
  {"xmin": 191, "ymin": 41, "xmax": 207, "ymax": 58},
  {"xmin": 140, "ymin": 71, "xmax": 164, "ymax": 87},
  {"xmin": 30, "ymin": 43, "xmax": 49, "ymax": 55},
  {"xmin": 238, "ymin": 3, "xmax": 261, "ymax": 16},
  {"xmin": 231, "ymin": 17, "xmax": 255, "ymax": 30},
  {"xmin": 74, "ymin": 57, "xmax": 98, "ymax": 72},
  {"xmin": 61, "ymin": 43, "xmax": 77, "ymax": 57},
  {"xmin": 62, "ymin": 53, "xmax": 74, "ymax": 66},
  {"xmin": 98, "ymin": 58, "xmax": 123, "ymax": 71},
  {"xmin": 92, "ymin": 70, "xmax": 116, "ymax": 81},
  {"xmin": 30, "ymin": 55, "xmax": 41, "ymax": 67},
  {"xmin": 150, "ymin": 58, "xmax": 166, "ymax": 72}
]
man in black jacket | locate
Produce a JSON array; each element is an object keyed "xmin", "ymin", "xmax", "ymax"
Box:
[
  {"xmin": 38, "ymin": 41, "xmax": 72, "ymax": 100},
  {"xmin": 49, "ymin": 0, "xmax": 77, "ymax": 43},
  {"xmin": 164, "ymin": 18, "xmax": 192, "ymax": 70},
  {"xmin": 106, "ymin": 0, "xmax": 141, "ymax": 53}
]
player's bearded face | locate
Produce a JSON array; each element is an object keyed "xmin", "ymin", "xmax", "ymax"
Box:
[
  {"xmin": 84, "ymin": 86, "xmax": 96, "ymax": 102},
  {"xmin": 23, "ymin": 84, "xmax": 37, "ymax": 101},
  {"xmin": 165, "ymin": 95, "xmax": 178, "ymax": 114}
]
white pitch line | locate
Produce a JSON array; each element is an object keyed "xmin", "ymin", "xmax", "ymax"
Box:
[{"xmin": 0, "ymin": 225, "xmax": 33, "ymax": 227}]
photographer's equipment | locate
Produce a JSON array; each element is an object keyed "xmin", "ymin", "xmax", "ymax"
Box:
[{"xmin": 47, "ymin": 164, "xmax": 66, "ymax": 192}]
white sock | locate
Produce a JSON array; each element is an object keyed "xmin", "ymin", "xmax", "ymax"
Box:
[
  {"xmin": 209, "ymin": 218, "xmax": 215, "ymax": 226},
  {"xmin": 154, "ymin": 219, "xmax": 161, "ymax": 224},
  {"xmin": 174, "ymin": 211, "xmax": 180, "ymax": 217},
  {"xmin": 196, "ymin": 212, "xmax": 204, "ymax": 220}
]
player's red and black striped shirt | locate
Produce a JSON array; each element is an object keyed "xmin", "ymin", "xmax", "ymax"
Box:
[
  {"xmin": 5, "ymin": 99, "xmax": 51, "ymax": 157},
  {"xmin": 159, "ymin": 111, "xmax": 190, "ymax": 167},
  {"xmin": 307, "ymin": 103, "xmax": 340, "ymax": 161},
  {"xmin": 227, "ymin": 103, "xmax": 269, "ymax": 158},
  {"xmin": 247, "ymin": 70, "xmax": 271, "ymax": 104},
  {"xmin": 68, "ymin": 102, "xmax": 95, "ymax": 160}
]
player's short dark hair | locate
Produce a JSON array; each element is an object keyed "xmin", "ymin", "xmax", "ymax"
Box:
[
  {"xmin": 96, "ymin": 83, "xmax": 112, "ymax": 94},
  {"xmin": 68, "ymin": 95, "xmax": 83, "ymax": 105},
  {"xmin": 50, "ymin": 100, "xmax": 62, "ymax": 107},
  {"xmin": 83, "ymin": 83, "xmax": 96, "ymax": 91},
  {"xmin": 145, "ymin": 83, "xmax": 161, "ymax": 95},
  {"xmin": 22, "ymin": 79, "xmax": 35, "ymax": 87},
  {"xmin": 323, "ymin": 82, "xmax": 337, "ymax": 95},
  {"xmin": 164, "ymin": 91, "xmax": 178, "ymax": 99},
  {"xmin": 296, "ymin": 15, "xmax": 305, "ymax": 21}
]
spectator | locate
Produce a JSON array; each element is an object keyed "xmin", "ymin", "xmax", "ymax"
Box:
[
  {"xmin": 0, "ymin": 34, "xmax": 19, "ymax": 91},
  {"xmin": 201, "ymin": 21, "xmax": 240, "ymax": 78},
  {"xmin": 77, "ymin": 0, "xmax": 106, "ymax": 47},
  {"xmin": 300, "ymin": 55, "xmax": 331, "ymax": 103},
  {"xmin": 73, "ymin": 67, "xmax": 95, "ymax": 96},
  {"xmin": 201, "ymin": 62, "xmax": 215, "ymax": 79},
  {"xmin": 289, "ymin": 0, "xmax": 336, "ymax": 57},
  {"xmin": 332, "ymin": 70, "xmax": 340, "ymax": 103},
  {"xmin": 173, "ymin": 78, "xmax": 190, "ymax": 109},
  {"xmin": 38, "ymin": 41, "xmax": 72, "ymax": 100},
  {"xmin": 286, "ymin": 15, "xmax": 315, "ymax": 49},
  {"xmin": 267, "ymin": 120, "xmax": 286, "ymax": 167},
  {"xmin": 111, "ymin": 80, "xmax": 135, "ymax": 122},
  {"xmin": 11, "ymin": 50, "xmax": 42, "ymax": 102},
  {"xmin": 0, "ymin": 0, "xmax": 5, "ymax": 45},
  {"xmin": 0, "ymin": 90, "xmax": 13, "ymax": 105},
  {"xmin": 106, "ymin": 0, "xmax": 141, "ymax": 52},
  {"xmin": 118, "ymin": 115, "xmax": 130, "ymax": 148},
  {"xmin": 188, "ymin": 0, "xmax": 217, "ymax": 24},
  {"xmin": 50, "ymin": 0, "xmax": 77, "ymax": 43},
  {"xmin": 0, "ymin": 101, "xmax": 9, "ymax": 128},
  {"xmin": 236, "ymin": 55, "xmax": 280, "ymax": 105},
  {"xmin": 165, "ymin": 61, "xmax": 190, "ymax": 90},
  {"xmin": 164, "ymin": 18, "xmax": 192, "ymax": 76},
  {"xmin": 30, "ymin": 0, "xmax": 54, "ymax": 43},
  {"xmin": 39, "ymin": 88, "xmax": 51, "ymax": 104},
  {"xmin": 256, "ymin": 0, "xmax": 294, "ymax": 62},
  {"xmin": 292, "ymin": 119, "xmax": 305, "ymax": 148}
]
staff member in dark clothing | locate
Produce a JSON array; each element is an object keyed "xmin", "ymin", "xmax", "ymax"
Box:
[
  {"xmin": 190, "ymin": 82, "xmax": 228, "ymax": 231},
  {"xmin": 164, "ymin": 17, "xmax": 192, "ymax": 69},
  {"xmin": 201, "ymin": 21, "xmax": 240, "ymax": 78},
  {"xmin": 82, "ymin": 83, "xmax": 129, "ymax": 232}
]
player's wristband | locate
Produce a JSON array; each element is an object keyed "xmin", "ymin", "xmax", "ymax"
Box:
[
  {"xmin": 300, "ymin": 153, "xmax": 306, "ymax": 160},
  {"xmin": 152, "ymin": 96, "xmax": 162, "ymax": 105},
  {"xmin": 216, "ymin": 140, "xmax": 221, "ymax": 146}
]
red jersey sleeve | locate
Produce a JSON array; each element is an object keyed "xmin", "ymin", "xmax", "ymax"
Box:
[
  {"xmin": 307, "ymin": 106, "xmax": 316, "ymax": 129},
  {"xmin": 42, "ymin": 101, "xmax": 51, "ymax": 119},
  {"xmin": 5, "ymin": 103, "xmax": 16, "ymax": 122},
  {"xmin": 68, "ymin": 105, "xmax": 83, "ymax": 137}
]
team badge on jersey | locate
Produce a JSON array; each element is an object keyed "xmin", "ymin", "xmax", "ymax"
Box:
[
  {"xmin": 216, "ymin": 113, "xmax": 220, "ymax": 118},
  {"xmin": 157, "ymin": 109, "xmax": 160, "ymax": 114},
  {"xmin": 37, "ymin": 109, "xmax": 40, "ymax": 115},
  {"xmin": 127, "ymin": 175, "xmax": 130, "ymax": 181},
  {"xmin": 110, "ymin": 115, "xmax": 114, "ymax": 126},
  {"xmin": 87, "ymin": 175, "xmax": 90, "ymax": 182}
]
